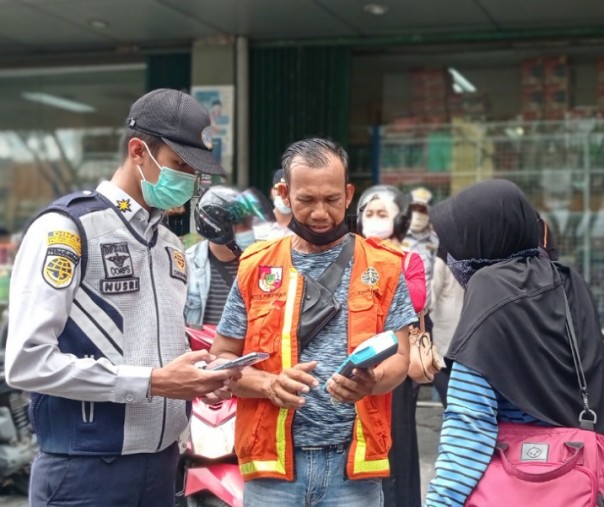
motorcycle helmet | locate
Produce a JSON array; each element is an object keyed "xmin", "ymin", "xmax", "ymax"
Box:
[
  {"xmin": 194, "ymin": 185, "xmax": 275, "ymax": 256},
  {"xmin": 356, "ymin": 185, "xmax": 411, "ymax": 242},
  {"xmin": 240, "ymin": 187, "xmax": 276, "ymax": 225},
  {"xmin": 194, "ymin": 185, "xmax": 250, "ymax": 255}
]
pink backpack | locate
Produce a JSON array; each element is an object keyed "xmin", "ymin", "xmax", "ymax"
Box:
[{"xmin": 466, "ymin": 423, "xmax": 604, "ymax": 507}]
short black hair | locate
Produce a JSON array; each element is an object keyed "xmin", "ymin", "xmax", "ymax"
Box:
[
  {"xmin": 281, "ymin": 138, "xmax": 349, "ymax": 184},
  {"xmin": 119, "ymin": 128, "xmax": 163, "ymax": 161}
]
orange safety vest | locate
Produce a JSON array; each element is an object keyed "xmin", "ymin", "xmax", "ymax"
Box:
[{"xmin": 235, "ymin": 234, "xmax": 404, "ymax": 481}]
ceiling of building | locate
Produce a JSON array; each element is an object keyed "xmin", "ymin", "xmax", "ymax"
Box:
[
  {"xmin": 1, "ymin": 0, "xmax": 603, "ymax": 134},
  {"xmin": 2, "ymin": 0, "xmax": 604, "ymax": 59}
]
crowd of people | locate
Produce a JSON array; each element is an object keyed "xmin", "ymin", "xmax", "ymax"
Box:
[{"xmin": 4, "ymin": 87, "xmax": 604, "ymax": 507}]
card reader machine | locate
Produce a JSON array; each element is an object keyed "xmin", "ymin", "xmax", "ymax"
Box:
[{"xmin": 325, "ymin": 330, "xmax": 399, "ymax": 389}]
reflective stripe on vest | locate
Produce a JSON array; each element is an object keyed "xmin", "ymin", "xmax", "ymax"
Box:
[
  {"xmin": 352, "ymin": 418, "xmax": 390, "ymax": 474},
  {"xmin": 239, "ymin": 268, "xmax": 298, "ymax": 477}
]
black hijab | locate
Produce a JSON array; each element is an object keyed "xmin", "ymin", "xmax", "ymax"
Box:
[{"xmin": 430, "ymin": 180, "xmax": 604, "ymax": 432}]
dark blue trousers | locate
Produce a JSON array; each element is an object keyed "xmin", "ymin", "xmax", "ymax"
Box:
[{"xmin": 29, "ymin": 443, "xmax": 179, "ymax": 507}]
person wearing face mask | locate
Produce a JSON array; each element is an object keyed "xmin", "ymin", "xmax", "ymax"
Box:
[
  {"xmin": 357, "ymin": 185, "xmax": 426, "ymax": 507},
  {"xmin": 271, "ymin": 168, "xmax": 294, "ymax": 227},
  {"xmin": 424, "ymin": 180, "xmax": 604, "ymax": 507},
  {"xmin": 5, "ymin": 89, "xmax": 244, "ymax": 507},
  {"xmin": 403, "ymin": 186, "xmax": 439, "ymax": 315},
  {"xmin": 357, "ymin": 185, "xmax": 426, "ymax": 314},
  {"xmin": 252, "ymin": 169, "xmax": 294, "ymax": 241},
  {"xmin": 185, "ymin": 185, "xmax": 265, "ymax": 329},
  {"xmin": 208, "ymin": 138, "xmax": 416, "ymax": 507}
]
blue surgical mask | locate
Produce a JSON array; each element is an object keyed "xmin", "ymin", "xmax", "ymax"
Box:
[
  {"xmin": 138, "ymin": 143, "xmax": 197, "ymax": 210},
  {"xmin": 273, "ymin": 196, "xmax": 291, "ymax": 215},
  {"xmin": 235, "ymin": 230, "xmax": 255, "ymax": 251}
]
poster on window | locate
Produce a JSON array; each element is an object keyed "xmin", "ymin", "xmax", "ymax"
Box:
[{"xmin": 191, "ymin": 85, "xmax": 234, "ymax": 177}]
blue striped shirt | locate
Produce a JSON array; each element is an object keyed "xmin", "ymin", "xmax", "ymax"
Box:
[{"xmin": 424, "ymin": 362, "xmax": 543, "ymax": 507}]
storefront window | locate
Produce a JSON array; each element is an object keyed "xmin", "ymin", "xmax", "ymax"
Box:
[
  {"xmin": 349, "ymin": 45, "xmax": 604, "ymax": 320},
  {"xmin": 0, "ymin": 63, "xmax": 146, "ymax": 234}
]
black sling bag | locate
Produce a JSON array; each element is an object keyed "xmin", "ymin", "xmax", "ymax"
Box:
[{"xmin": 297, "ymin": 234, "xmax": 354, "ymax": 354}]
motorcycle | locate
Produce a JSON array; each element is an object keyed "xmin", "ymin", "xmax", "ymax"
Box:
[
  {"xmin": 177, "ymin": 325, "xmax": 243, "ymax": 507},
  {"xmin": 0, "ymin": 315, "xmax": 37, "ymax": 495}
]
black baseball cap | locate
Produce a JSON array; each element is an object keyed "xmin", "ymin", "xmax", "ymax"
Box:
[
  {"xmin": 127, "ymin": 88, "xmax": 226, "ymax": 176},
  {"xmin": 272, "ymin": 169, "xmax": 285, "ymax": 187}
]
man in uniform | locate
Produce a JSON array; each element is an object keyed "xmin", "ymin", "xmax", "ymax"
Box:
[{"xmin": 6, "ymin": 88, "xmax": 241, "ymax": 507}]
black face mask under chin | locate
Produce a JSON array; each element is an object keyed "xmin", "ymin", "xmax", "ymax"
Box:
[{"xmin": 288, "ymin": 216, "xmax": 349, "ymax": 246}]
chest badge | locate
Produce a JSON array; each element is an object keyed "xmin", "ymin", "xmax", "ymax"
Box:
[
  {"xmin": 116, "ymin": 199, "xmax": 132, "ymax": 213},
  {"xmin": 258, "ymin": 266, "xmax": 283, "ymax": 293},
  {"xmin": 361, "ymin": 266, "xmax": 380, "ymax": 287},
  {"xmin": 166, "ymin": 246, "xmax": 187, "ymax": 283},
  {"xmin": 100, "ymin": 242, "xmax": 139, "ymax": 294}
]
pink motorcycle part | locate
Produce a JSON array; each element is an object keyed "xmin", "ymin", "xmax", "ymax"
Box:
[
  {"xmin": 186, "ymin": 325, "xmax": 217, "ymax": 351},
  {"xmin": 192, "ymin": 397, "xmax": 237, "ymax": 427},
  {"xmin": 185, "ymin": 463, "xmax": 244, "ymax": 507}
]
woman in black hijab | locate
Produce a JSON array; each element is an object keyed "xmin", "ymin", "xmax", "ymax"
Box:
[{"xmin": 424, "ymin": 180, "xmax": 604, "ymax": 507}]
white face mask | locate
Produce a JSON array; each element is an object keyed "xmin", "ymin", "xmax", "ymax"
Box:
[
  {"xmin": 363, "ymin": 218, "xmax": 394, "ymax": 240},
  {"xmin": 235, "ymin": 230, "xmax": 255, "ymax": 251},
  {"xmin": 273, "ymin": 196, "xmax": 291, "ymax": 215},
  {"xmin": 410, "ymin": 211, "xmax": 430, "ymax": 233}
]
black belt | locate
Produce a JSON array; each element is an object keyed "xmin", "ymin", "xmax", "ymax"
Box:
[{"xmin": 297, "ymin": 441, "xmax": 349, "ymax": 452}]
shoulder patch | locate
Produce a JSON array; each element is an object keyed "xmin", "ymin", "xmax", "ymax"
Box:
[
  {"xmin": 42, "ymin": 247, "xmax": 80, "ymax": 289},
  {"xmin": 166, "ymin": 246, "xmax": 187, "ymax": 283},
  {"xmin": 47, "ymin": 230, "xmax": 81, "ymax": 255}
]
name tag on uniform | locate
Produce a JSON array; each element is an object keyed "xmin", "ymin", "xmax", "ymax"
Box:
[{"xmin": 100, "ymin": 242, "xmax": 140, "ymax": 294}]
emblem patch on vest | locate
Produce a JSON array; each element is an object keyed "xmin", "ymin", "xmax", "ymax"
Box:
[
  {"xmin": 166, "ymin": 246, "xmax": 187, "ymax": 283},
  {"xmin": 258, "ymin": 266, "xmax": 283, "ymax": 293},
  {"xmin": 361, "ymin": 266, "xmax": 380, "ymax": 287},
  {"xmin": 42, "ymin": 247, "xmax": 80, "ymax": 289},
  {"xmin": 100, "ymin": 242, "xmax": 140, "ymax": 294}
]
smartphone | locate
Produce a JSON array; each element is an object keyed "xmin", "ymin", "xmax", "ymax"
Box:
[{"xmin": 208, "ymin": 352, "xmax": 270, "ymax": 371}]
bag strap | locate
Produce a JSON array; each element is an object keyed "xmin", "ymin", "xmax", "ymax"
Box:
[
  {"xmin": 495, "ymin": 441, "xmax": 584, "ymax": 482},
  {"xmin": 562, "ymin": 288, "xmax": 597, "ymax": 430},
  {"xmin": 418, "ymin": 311, "xmax": 426, "ymax": 333},
  {"xmin": 316, "ymin": 234, "xmax": 354, "ymax": 292}
]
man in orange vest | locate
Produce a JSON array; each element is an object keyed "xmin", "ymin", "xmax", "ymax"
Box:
[{"xmin": 209, "ymin": 138, "xmax": 416, "ymax": 507}]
